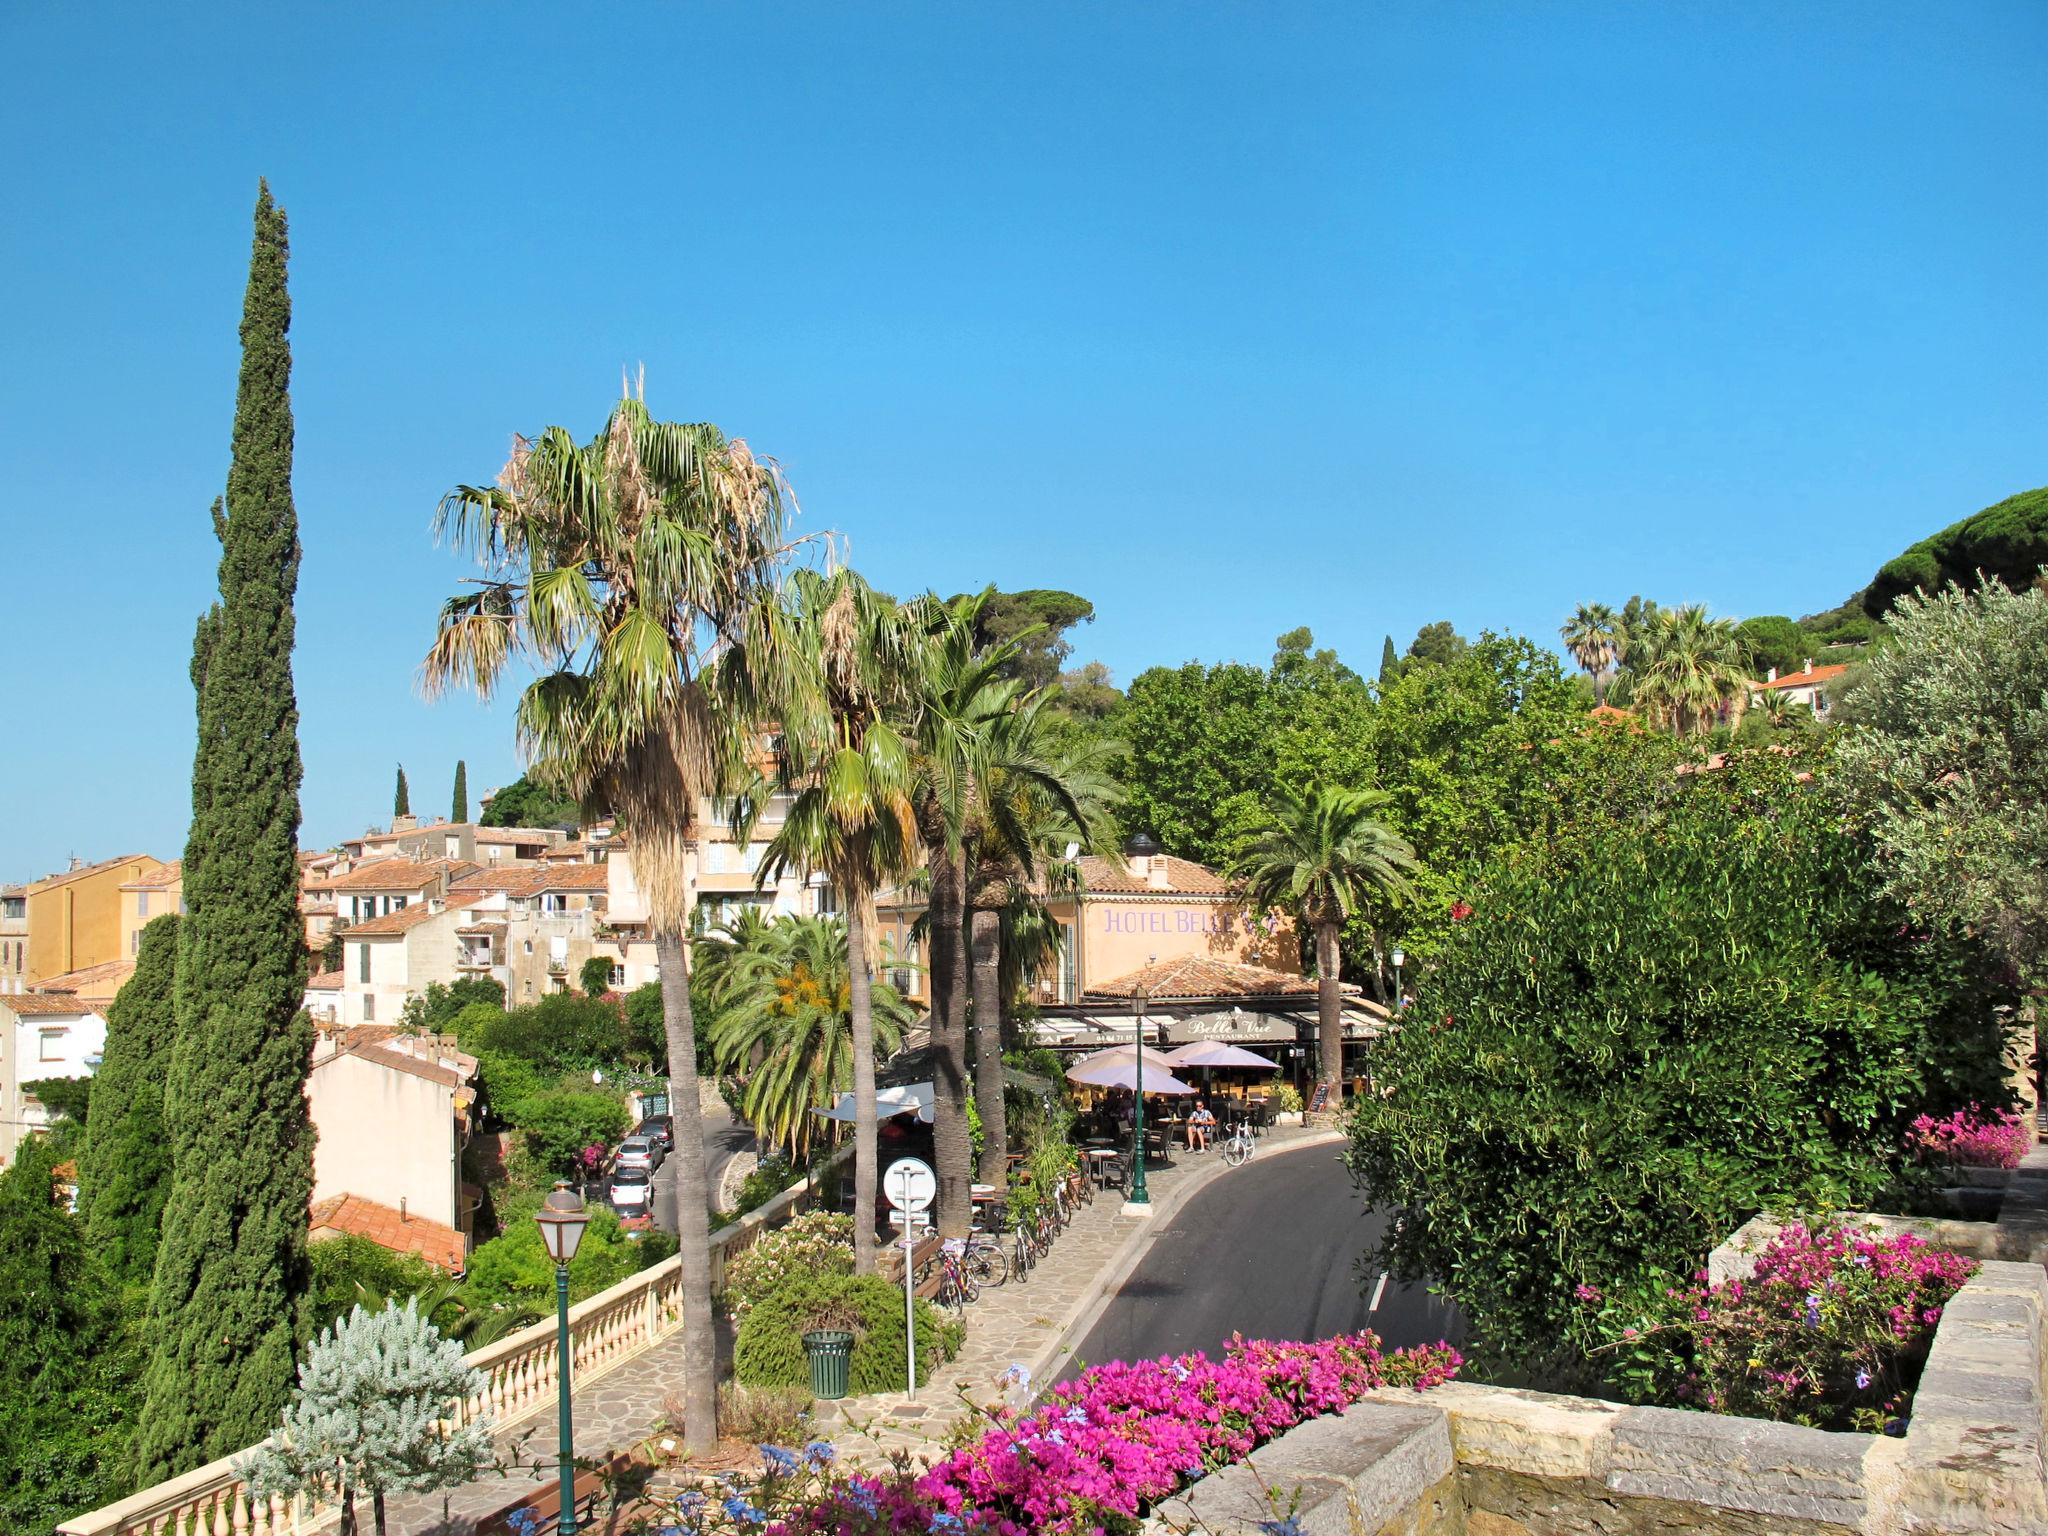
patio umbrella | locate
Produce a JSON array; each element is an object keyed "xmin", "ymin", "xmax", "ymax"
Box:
[
  {"xmin": 815, "ymin": 1082, "xmax": 935, "ymax": 1123},
  {"xmin": 1063, "ymin": 1056, "xmax": 1197, "ymax": 1095},
  {"xmin": 1065, "ymin": 1044, "xmax": 1182, "ymax": 1079},
  {"xmin": 1163, "ymin": 1041, "xmax": 1280, "ymax": 1071}
]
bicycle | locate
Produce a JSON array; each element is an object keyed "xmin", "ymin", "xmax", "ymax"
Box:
[
  {"xmin": 1221, "ymin": 1121, "xmax": 1255, "ymax": 1168},
  {"xmin": 932, "ymin": 1239, "xmax": 979, "ymax": 1315}
]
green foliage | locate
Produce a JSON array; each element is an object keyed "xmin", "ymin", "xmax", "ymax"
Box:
[
  {"xmin": 508, "ymin": 1090, "xmax": 632, "ymax": 1178},
  {"xmin": 451, "ymin": 759, "xmax": 468, "ymax": 823},
  {"xmin": 722, "ymin": 1211, "xmax": 855, "ymax": 1318},
  {"xmin": 398, "ymin": 976, "xmax": 505, "ymax": 1034},
  {"xmin": 477, "ymin": 772, "xmax": 582, "ymax": 830},
  {"xmin": 321, "ymin": 917, "xmax": 347, "ymax": 972},
  {"xmin": 1864, "ymin": 484, "xmax": 2048, "ymax": 618},
  {"xmin": 581, "ymin": 954, "xmax": 616, "ymax": 997},
  {"xmin": 238, "ymin": 1300, "xmax": 493, "ymax": 1520},
  {"xmin": 459, "ymin": 1203, "xmax": 660, "ymax": 1314},
  {"xmin": 733, "ymin": 1272, "xmax": 962, "ymax": 1394},
  {"xmin": 306, "ymin": 1234, "xmax": 441, "ymax": 1336},
  {"xmin": 24, "ymin": 1075, "xmax": 90, "ymax": 1125},
  {"xmin": 394, "ymin": 763, "xmax": 410, "ymax": 817},
  {"xmin": 1733, "ymin": 614, "xmax": 1808, "ymax": 675},
  {"xmin": 0, "ymin": 1134, "xmax": 142, "ymax": 1532},
  {"xmin": 1346, "ymin": 749, "xmax": 2011, "ymax": 1378},
  {"xmin": 623, "ymin": 980, "xmax": 696, "ymax": 1069},
  {"xmin": 1403, "ymin": 621, "xmax": 1469, "ymax": 670},
  {"xmin": 957, "ymin": 587, "xmax": 1097, "ymax": 690},
  {"xmin": 82, "ymin": 914, "xmax": 180, "ymax": 1292},
  {"xmin": 1834, "ymin": 579, "xmax": 2048, "ymax": 985},
  {"xmin": 1378, "ymin": 635, "xmax": 1398, "ymax": 684},
  {"xmin": 729, "ymin": 1153, "xmax": 805, "ymax": 1218},
  {"xmin": 142, "ymin": 182, "xmax": 316, "ymax": 1481},
  {"xmin": 467, "ymin": 989, "xmax": 636, "ymax": 1073}
]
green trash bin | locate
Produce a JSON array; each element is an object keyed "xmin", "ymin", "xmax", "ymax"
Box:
[{"xmin": 803, "ymin": 1329, "xmax": 854, "ymax": 1400}]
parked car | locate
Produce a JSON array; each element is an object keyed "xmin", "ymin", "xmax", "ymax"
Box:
[
  {"xmin": 610, "ymin": 1165, "xmax": 652, "ymax": 1216},
  {"xmin": 614, "ymin": 1134, "xmax": 665, "ymax": 1174},
  {"xmin": 635, "ymin": 1115, "xmax": 674, "ymax": 1151}
]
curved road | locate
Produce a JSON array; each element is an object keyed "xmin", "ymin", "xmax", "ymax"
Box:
[{"xmin": 1061, "ymin": 1140, "xmax": 1464, "ymax": 1379}]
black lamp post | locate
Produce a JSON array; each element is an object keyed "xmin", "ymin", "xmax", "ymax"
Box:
[
  {"xmin": 535, "ymin": 1181, "xmax": 590, "ymax": 1534},
  {"xmin": 1128, "ymin": 976, "xmax": 1152, "ymax": 1208}
]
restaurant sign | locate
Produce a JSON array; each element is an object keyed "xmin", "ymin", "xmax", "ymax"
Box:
[{"xmin": 1171, "ymin": 1010, "xmax": 1304, "ymax": 1044}]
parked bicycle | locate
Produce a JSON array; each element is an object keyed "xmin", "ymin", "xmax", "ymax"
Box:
[
  {"xmin": 932, "ymin": 1239, "xmax": 979, "ymax": 1315},
  {"xmin": 1221, "ymin": 1120, "xmax": 1256, "ymax": 1168}
]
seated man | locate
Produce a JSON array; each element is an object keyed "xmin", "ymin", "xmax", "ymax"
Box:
[{"xmin": 1187, "ymin": 1100, "xmax": 1216, "ymax": 1151}]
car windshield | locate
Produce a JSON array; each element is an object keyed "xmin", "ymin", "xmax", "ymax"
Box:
[
  {"xmin": 613, "ymin": 1168, "xmax": 649, "ymax": 1186},
  {"xmin": 619, "ymin": 1139, "xmax": 651, "ymax": 1154}
]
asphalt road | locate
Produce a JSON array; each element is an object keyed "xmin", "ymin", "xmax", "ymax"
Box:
[
  {"xmin": 1059, "ymin": 1139, "xmax": 1465, "ymax": 1379},
  {"xmin": 649, "ymin": 1110, "xmax": 757, "ymax": 1236}
]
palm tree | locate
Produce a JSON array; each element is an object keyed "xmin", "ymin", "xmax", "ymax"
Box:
[
  {"xmin": 756, "ymin": 567, "xmax": 924, "ymax": 1272},
  {"xmin": 1235, "ymin": 786, "xmax": 1419, "ymax": 1104},
  {"xmin": 1560, "ymin": 603, "xmax": 1620, "ymax": 704},
  {"xmin": 422, "ymin": 388, "xmax": 808, "ymax": 1452},
  {"xmin": 964, "ymin": 711, "xmax": 1119, "ymax": 1191},
  {"xmin": 1615, "ymin": 604, "xmax": 1748, "ymax": 737},
  {"xmin": 704, "ymin": 913, "xmax": 914, "ymax": 1162}
]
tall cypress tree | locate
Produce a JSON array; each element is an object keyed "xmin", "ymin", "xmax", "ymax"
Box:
[
  {"xmin": 79, "ymin": 913, "xmax": 180, "ymax": 1293},
  {"xmin": 451, "ymin": 759, "xmax": 468, "ymax": 823},
  {"xmin": 394, "ymin": 763, "xmax": 410, "ymax": 817},
  {"xmin": 137, "ymin": 182, "xmax": 315, "ymax": 1482},
  {"xmin": 1379, "ymin": 634, "xmax": 1398, "ymax": 685}
]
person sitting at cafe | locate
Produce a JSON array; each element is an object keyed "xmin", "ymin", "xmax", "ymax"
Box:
[{"xmin": 1187, "ymin": 1099, "xmax": 1216, "ymax": 1151}]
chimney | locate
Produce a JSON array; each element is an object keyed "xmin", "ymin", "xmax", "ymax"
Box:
[
  {"xmin": 1802, "ymin": 657, "xmax": 1812, "ymax": 676},
  {"xmin": 1766, "ymin": 666, "xmax": 1777, "ymax": 683},
  {"xmin": 429, "ymin": 896, "xmax": 445, "ymax": 915},
  {"xmin": 392, "ymin": 814, "xmax": 418, "ymax": 834},
  {"xmin": 1148, "ymin": 859, "xmax": 1172, "ymax": 890},
  {"xmin": 400, "ymin": 1197, "xmax": 409, "ymax": 1224}
]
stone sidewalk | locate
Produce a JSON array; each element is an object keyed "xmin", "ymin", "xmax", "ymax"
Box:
[{"xmin": 810, "ymin": 1126, "xmax": 1335, "ymax": 1466}]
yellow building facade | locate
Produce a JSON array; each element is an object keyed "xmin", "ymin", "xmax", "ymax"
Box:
[{"xmin": 17, "ymin": 854, "xmax": 163, "ymax": 989}]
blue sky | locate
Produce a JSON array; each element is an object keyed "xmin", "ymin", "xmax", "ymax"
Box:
[{"xmin": 3, "ymin": 2, "xmax": 2044, "ymax": 878}]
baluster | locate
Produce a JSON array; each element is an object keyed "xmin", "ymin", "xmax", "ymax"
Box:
[
  {"xmin": 231, "ymin": 1487, "xmax": 250, "ymax": 1536},
  {"xmin": 212, "ymin": 1490, "xmax": 233, "ymax": 1536}
]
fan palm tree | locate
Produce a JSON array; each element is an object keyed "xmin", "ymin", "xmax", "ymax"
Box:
[
  {"xmin": 704, "ymin": 913, "xmax": 914, "ymax": 1162},
  {"xmin": 754, "ymin": 567, "xmax": 925, "ymax": 1272},
  {"xmin": 1235, "ymin": 786, "xmax": 1419, "ymax": 1103},
  {"xmin": 1560, "ymin": 603, "xmax": 1620, "ymax": 704},
  {"xmin": 1615, "ymin": 604, "xmax": 1749, "ymax": 736},
  {"xmin": 422, "ymin": 388, "xmax": 810, "ymax": 1452},
  {"xmin": 964, "ymin": 712, "xmax": 1119, "ymax": 1190}
]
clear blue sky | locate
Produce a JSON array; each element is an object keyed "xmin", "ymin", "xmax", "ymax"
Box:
[{"xmin": 3, "ymin": 2, "xmax": 2044, "ymax": 879}]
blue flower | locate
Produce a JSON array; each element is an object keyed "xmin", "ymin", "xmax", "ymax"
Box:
[
  {"xmin": 1256, "ymin": 1518, "xmax": 1306, "ymax": 1536},
  {"xmin": 760, "ymin": 1444, "xmax": 800, "ymax": 1474},
  {"xmin": 507, "ymin": 1511, "xmax": 540, "ymax": 1536},
  {"xmin": 930, "ymin": 1516, "xmax": 966, "ymax": 1535},
  {"xmin": 804, "ymin": 1439, "xmax": 836, "ymax": 1466},
  {"xmin": 1855, "ymin": 1370, "xmax": 1873, "ymax": 1390},
  {"xmin": 674, "ymin": 1492, "xmax": 709, "ymax": 1516},
  {"xmin": 1062, "ymin": 1406, "xmax": 1089, "ymax": 1424},
  {"xmin": 845, "ymin": 1483, "xmax": 882, "ymax": 1517},
  {"xmin": 1045, "ymin": 1427, "xmax": 1065, "ymax": 1444},
  {"xmin": 1804, "ymin": 1294, "xmax": 1822, "ymax": 1329},
  {"xmin": 722, "ymin": 1495, "xmax": 767, "ymax": 1526}
]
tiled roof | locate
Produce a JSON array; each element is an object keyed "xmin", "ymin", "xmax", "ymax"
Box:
[
  {"xmin": 1754, "ymin": 663, "xmax": 1849, "ymax": 692},
  {"xmin": 475, "ymin": 826, "xmax": 565, "ymax": 844},
  {"xmin": 316, "ymin": 858, "xmax": 478, "ymax": 893},
  {"xmin": 456, "ymin": 922, "xmax": 506, "ymax": 936},
  {"xmin": 33, "ymin": 959, "xmax": 134, "ymax": 997},
  {"xmin": 344, "ymin": 905, "xmax": 449, "ymax": 937},
  {"xmin": 1071, "ymin": 854, "xmax": 1233, "ymax": 897},
  {"xmin": 316, "ymin": 1026, "xmax": 476, "ymax": 1088},
  {"xmin": 306, "ymin": 970, "xmax": 343, "ymax": 990},
  {"xmin": 25, "ymin": 854, "xmax": 160, "ymax": 894},
  {"xmin": 121, "ymin": 861, "xmax": 184, "ymax": 891},
  {"xmin": 1, "ymin": 992, "xmax": 103, "ymax": 1018},
  {"xmin": 451, "ymin": 864, "xmax": 609, "ymax": 896},
  {"xmin": 1086, "ymin": 956, "xmax": 1314, "ymax": 1002},
  {"xmin": 1587, "ymin": 704, "xmax": 1637, "ymax": 722},
  {"xmin": 310, "ymin": 1193, "xmax": 466, "ymax": 1273}
]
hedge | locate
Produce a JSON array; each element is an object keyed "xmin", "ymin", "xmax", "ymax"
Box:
[{"xmin": 734, "ymin": 1273, "xmax": 962, "ymax": 1395}]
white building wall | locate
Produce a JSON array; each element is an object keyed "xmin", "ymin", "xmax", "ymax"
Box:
[
  {"xmin": 0, "ymin": 1007, "xmax": 106, "ymax": 1166},
  {"xmin": 307, "ymin": 1050, "xmax": 461, "ymax": 1230}
]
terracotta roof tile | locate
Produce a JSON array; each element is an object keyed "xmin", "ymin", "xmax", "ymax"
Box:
[
  {"xmin": 1070, "ymin": 854, "xmax": 1233, "ymax": 897},
  {"xmin": 1, "ymin": 993, "xmax": 103, "ymax": 1018},
  {"xmin": 310, "ymin": 1193, "xmax": 466, "ymax": 1272},
  {"xmin": 121, "ymin": 861, "xmax": 184, "ymax": 891},
  {"xmin": 306, "ymin": 970, "xmax": 343, "ymax": 990},
  {"xmin": 451, "ymin": 864, "xmax": 608, "ymax": 896},
  {"xmin": 316, "ymin": 858, "xmax": 479, "ymax": 894},
  {"xmin": 1086, "ymin": 956, "xmax": 1314, "ymax": 1002},
  {"xmin": 1754, "ymin": 663, "xmax": 1849, "ymax": 692},
  {"xmin": 33, "ymin": 960, "xmax": 133, "ymax": 998},
  {"xmin": 345, "ymin": 905, "xmax": 450, "ymax": 937},
  {"xmin": 25, "ymin": 854, "xmax": 160, "ymax": 895},
  {"xmin": 475, "ymin": 826, "xmax": 566, "ymax": 845}
]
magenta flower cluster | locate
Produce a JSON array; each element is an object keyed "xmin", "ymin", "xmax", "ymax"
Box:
[
  {"xmin": 1908, "ymin": 1103, "xmax": 2030, "ymax": 1170},
  {"xmin": 1601, "ymin": 1222, "xmax": 1977, "ymax": 1434},
  {"xmin": 667, "ymin": 1333, "xmax": 1461, "ymax": 1536}
]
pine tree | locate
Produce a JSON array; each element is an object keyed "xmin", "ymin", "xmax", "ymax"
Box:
[
  {"xmin": 79, "ymin": 913, "xmax": 180, "ymax": 1292},
  {"xmin": 1379, "ymin": 634, "xmax": 1398, "ymax": 685},
  {"xmin": 394, "ymin": 763, "xmax": 410, "ymax": 817},
  {"xmin": 451, "ymin": 759, "xmax": 468, "ymax": 823},
  {"xmin": 239, "ymin": 1301, "xmax": 494, "ymax": 1536},
  {"xmin": 137, "ymin": 181, "xmax": 316, "ymax": 1482}
]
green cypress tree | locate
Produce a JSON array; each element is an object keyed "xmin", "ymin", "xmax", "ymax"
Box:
[
  {"xmin": 451, "ymin": 759, "xmax": 468, "ymax": 823},
  {"xmin": 1379, "ymin": 634, "xmax": 1398, "ymax": 684},
  {"xmin": 79, "ymin": 913, "xmax": 180, "ymax": 1293},
  {"xmin": 137, "ymin": 181, "xmax": 315, "ymax": 1482},
  {"xmin": 394, "ymin": 763, "xmax": 410, "ymax": 817}
]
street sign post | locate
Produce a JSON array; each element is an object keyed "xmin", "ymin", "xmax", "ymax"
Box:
[{"xmin": 884, "ymin": 1158, "xmax": 934, "ymax": 1398}]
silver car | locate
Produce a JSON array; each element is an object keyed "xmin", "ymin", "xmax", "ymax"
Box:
[{"xmin": 614, "ymin": 1134, "xmax": 664, "ymax": 1174}]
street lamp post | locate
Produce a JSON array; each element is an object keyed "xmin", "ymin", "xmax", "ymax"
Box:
[
  {"xmin": 1128, "ymin": 977, "xmax": 1152, "ymax": 1209},
  {"xmin": 535, "ymin": 1182, "xmax": 591, "ymax": 1535},
  {"xmin": 1390, "ymin": 947, "xmax": 1406, "ymax": 1009}
]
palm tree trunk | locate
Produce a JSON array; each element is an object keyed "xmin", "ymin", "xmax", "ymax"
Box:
[
  {"xmin": 969, "ymin": 904, "xmax": 1006, "ymax": 1192},
  {"xmin": 653, "ymin": 928, "xmax": 717, "ymax": 1452},
  {"xmin": 1315, "ymin": 921, "xmax": 1344, "ymax": 1103},
  {"xmin": 846, "ymin": 900, "xmax": 880, "ymax": 1275},
  {"xmin": 929, "ymin": 847, "xmax": 973, "ymax": 1237}
]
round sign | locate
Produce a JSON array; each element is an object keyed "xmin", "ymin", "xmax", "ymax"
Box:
[{"xmin": 882, "ymin": 1157, "xmax": 936, "ymax": 1213}]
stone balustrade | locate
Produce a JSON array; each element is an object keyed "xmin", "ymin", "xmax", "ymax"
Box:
[{"xmin": 56, "ymin": 1147, "xmax": 848, "ymax": 1536}]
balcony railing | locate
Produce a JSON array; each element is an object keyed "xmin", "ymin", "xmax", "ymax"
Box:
[{"xmin": 56, "ymin": 1146, "xmax": 851, "ymax": 1536}]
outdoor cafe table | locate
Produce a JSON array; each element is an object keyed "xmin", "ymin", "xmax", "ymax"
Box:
[{"xmin": 1082, "ymin": 1147, "xmax": 1121, "ymax": 1187}]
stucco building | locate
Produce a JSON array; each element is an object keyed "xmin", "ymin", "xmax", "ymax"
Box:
[
  {"xmin": 6, "ymin": 853, "xmax": 163, "ymax": 992},
  {"xmin": 0, "ymin": 992, "xmax": 107, "ymax": 1167}
]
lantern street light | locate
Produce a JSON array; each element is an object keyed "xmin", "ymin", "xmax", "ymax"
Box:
[
  {"xmin": 1390, "ymin": 947, "xmax": 1406, "ymax": 1010},
  {"xmin": 535, "ymin": 1181, "xmax": 590, "ymax": 1534},
  {"xmin": 1128, "ymin": 966, "xmax": 1154, "ymax": 1210}
]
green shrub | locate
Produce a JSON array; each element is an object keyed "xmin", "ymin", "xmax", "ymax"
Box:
[
  {"xmin": 734, "ymin": 1273, "xmax": 961, "ymax": 1395},
  {"xmin": 1269, "ymin": 1082, "xmax": 1304, "ymax": 1115},
  {"xmin": 306, "ymin": 1234, "xmax": 439, "ymax": 1334},
  {"xmin": 461, "ymin": 1203, "xmax": 658, "ymax": 1314},
  {"xmin": 508, "ymin": 1090, "xmax": 632, "ymax": 1177},
  {"xmin": 399, "ymin": 977, "xmax": 505, "ymax": 1033},
  {"xmin": 731, "ymin": 1153, "xmax": 803, "ymax": 1217},
  {"xmin": 722, "ymin": 1212, "xmax": 853, "ymax": 1319}
]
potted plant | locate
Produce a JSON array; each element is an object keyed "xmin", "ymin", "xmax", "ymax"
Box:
[
  {"xmin": 1270, "ymin": 1083, "xmax": 1305, "ymax": 1126},
  {"xmin": 800, "ymin": 1298, "xmax": 864, "ymax": 1401}
]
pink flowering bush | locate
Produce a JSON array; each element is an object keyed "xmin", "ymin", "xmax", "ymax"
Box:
[
  {"xmin": 635, "ymin": 1332, "xmax": 1461, "ymax": 1536},
  {"xmin": 1908, "ymin": 1104, "xmax": 2030, "ymax": 1170},
  {"xmin": 1593, "ymin": 1222, "xmax": 1977, "ymax": 1433}
]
